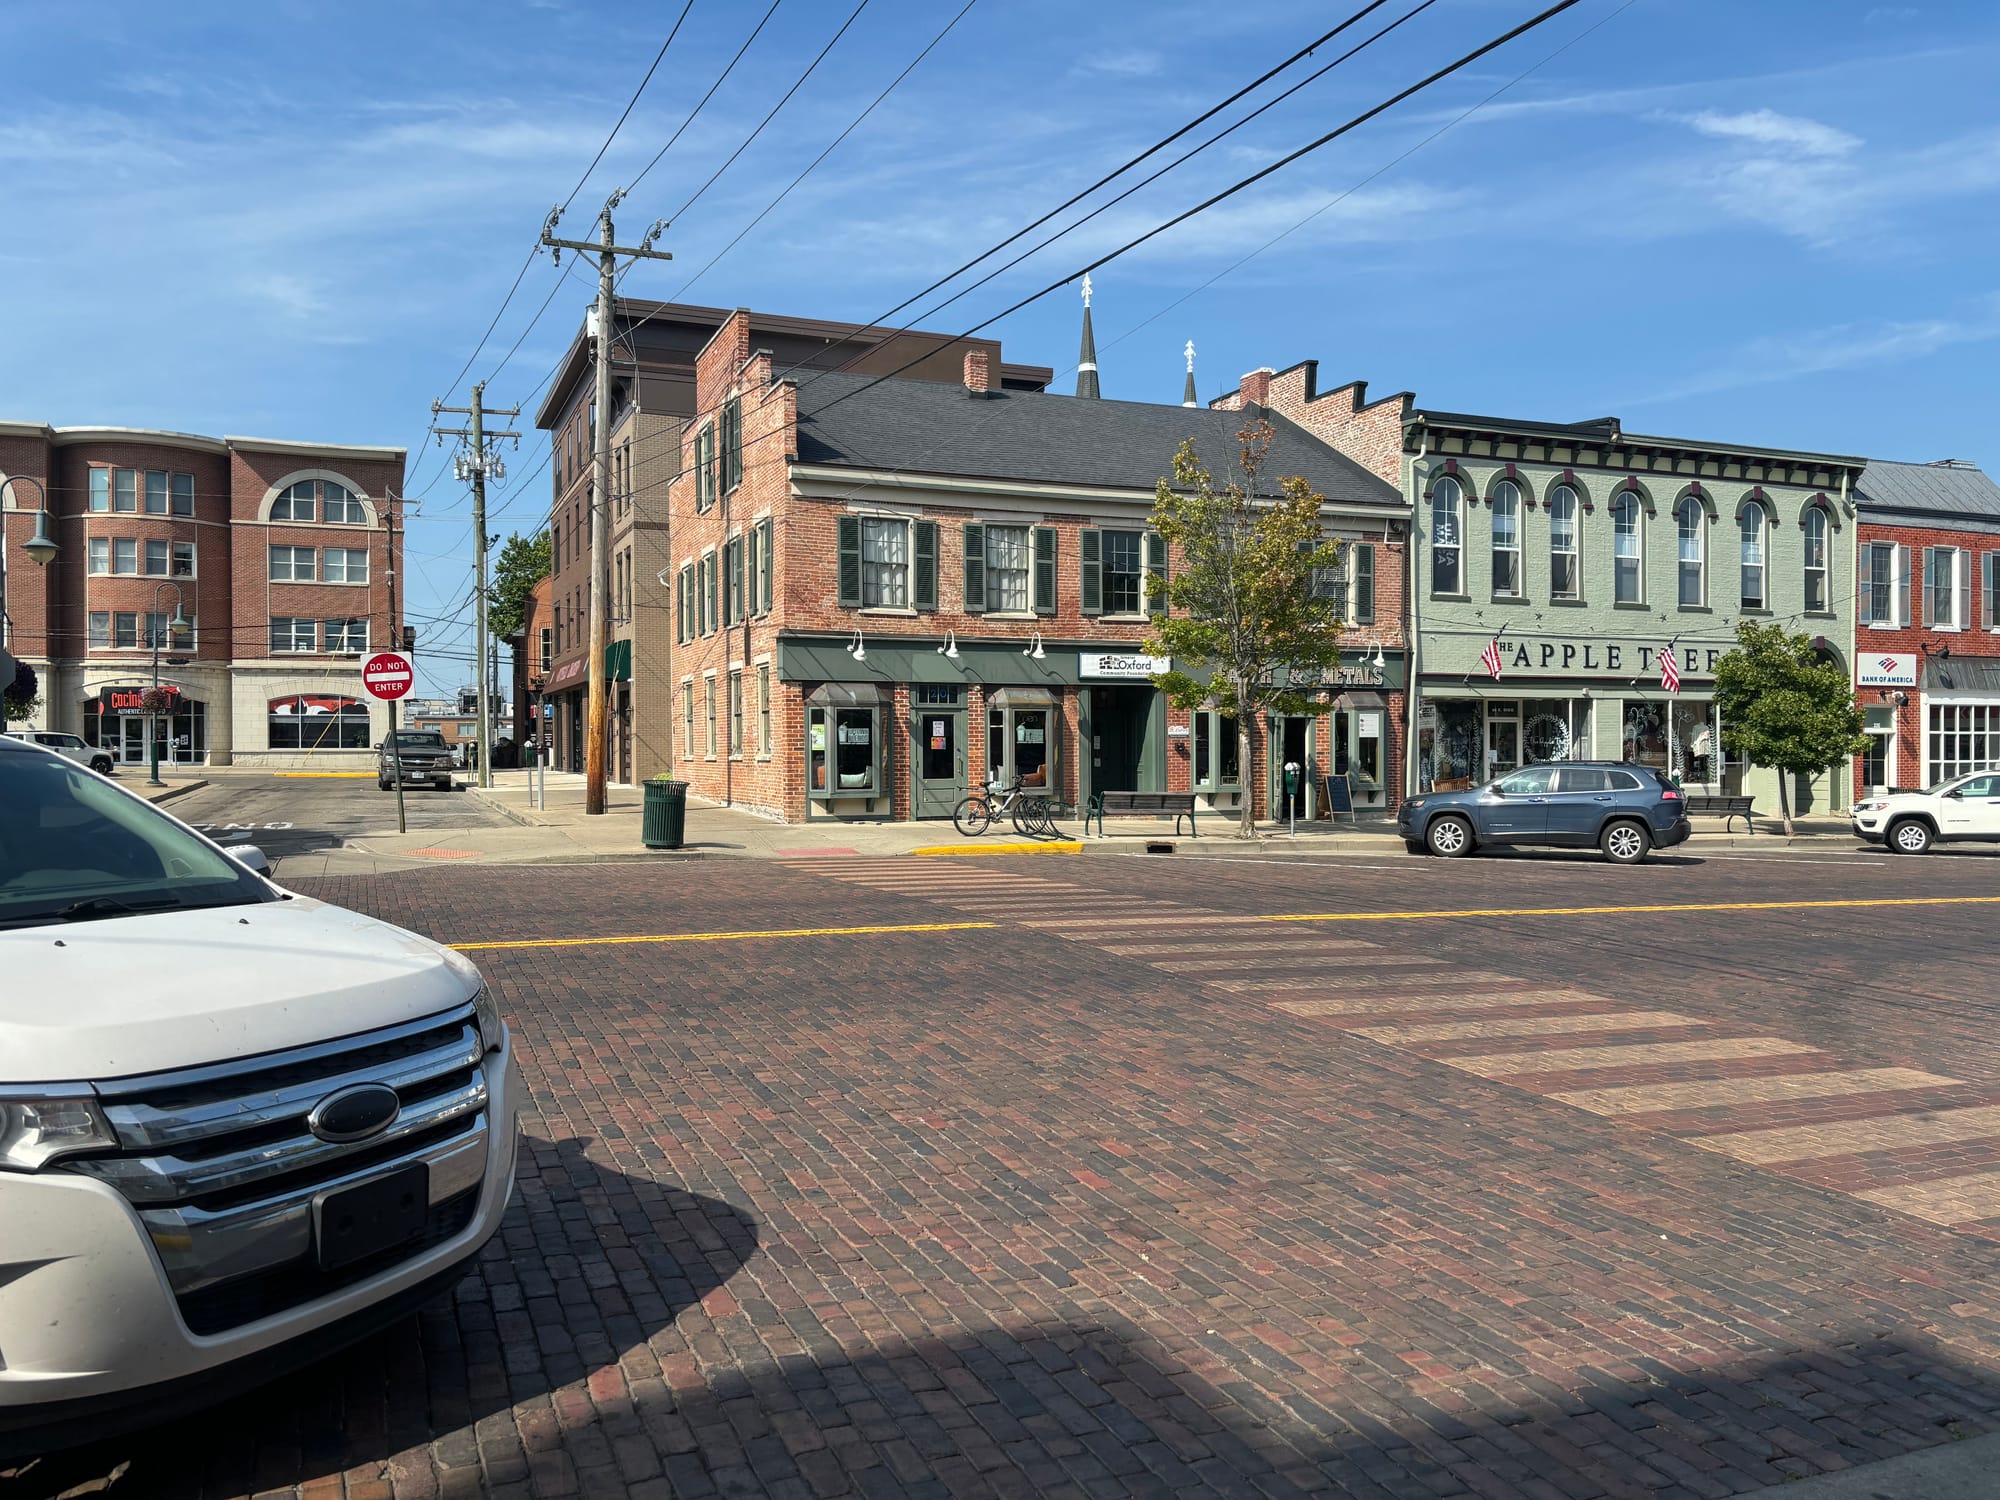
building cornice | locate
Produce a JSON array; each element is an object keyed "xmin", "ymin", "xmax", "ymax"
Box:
[
  {"xmin": 0, "ymin": 419, "xmax": 56, "ymax": 441},
  {"xmin": 225, "ymin": 435, "xmax": 406, "ymax": 462},
  {"xmin": 1407, "ymin": 410, "xmax": 1865, "ymax": 478},
  {"xmin": 789, "ymin": 463, "xmax": 1409, "ymax": 521},
  {"xmin": 51, "ymin": 426, "xmax": 228, "ymax": 455}
]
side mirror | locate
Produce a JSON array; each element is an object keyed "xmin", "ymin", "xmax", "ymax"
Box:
[
  {"xmin": 1944, "ymin": 788, "xmax": 1963, "ymax": 800},
  {"xmin": 227, "ymin": 844, "xmax": 272, "ymax": 875}
]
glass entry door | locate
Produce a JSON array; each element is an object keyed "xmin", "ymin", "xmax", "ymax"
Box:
[
  {"xmin": 911, "ymin": 709, "xmax": 965, "ymax": 818},
  {"xmin": 118, "ymin": 716, "xmax": 149, "ymax": 764},
  {"xmin": 1485, "ymin": 718, "xmax": 1520, "ymax": 780}
]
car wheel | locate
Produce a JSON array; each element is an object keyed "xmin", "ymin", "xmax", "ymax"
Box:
[
  {"xmin": 1404, "ymin": 839, "xmax": 1428, "ymax": 856},
  {"xmin": 1888, "ymin": 818, "xmax": 1932, "ymax": 855},
  {"xmin": 1427, "ymin": 815, "xmax": 1474, "ymax": 858},
  {"xmin": 90, "ymin": 756, "xmax": 113, "ymax": 775},
  {"xmin": 1600, "ymin": 819, "xmax": 1651, "ymax": 864},
  {"xmin": 379, "ymin": 778, "xmax": 391, "ymax": 791}
]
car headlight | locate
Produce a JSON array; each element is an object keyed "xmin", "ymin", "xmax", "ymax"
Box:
[
  {"xmin": 0, "ymin": 1092, "xmax": 119, "ymax": 1170},
  {"xmin": 470, "ymin": 985, "xmax": 505, "ymax": 1054},
  {"xmin": 1404, "ymin": 798, "xmax": 1427, "ymax": 810},
  {"xmin": 1855, "ymin": 801, "xmax": 1888, "ymax": 813}
]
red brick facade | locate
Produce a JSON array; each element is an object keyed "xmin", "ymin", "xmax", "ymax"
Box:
[{"xmin": 1, "ymin": 421, "xmax": 404, "ymax": 765}]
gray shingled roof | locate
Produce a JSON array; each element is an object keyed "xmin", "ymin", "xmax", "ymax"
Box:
[
  {"xmin": 792, "ymin": 373, "xmax": 1402, "ymax": 507},
  {"xmin": 1855, "ymin": 458, "xmax": 2000, "ymax": 521}
]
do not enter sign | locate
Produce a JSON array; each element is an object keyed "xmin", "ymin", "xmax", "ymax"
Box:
[{"xmin": 361, "ymin": 651, "xmax": 414, "ymax": 701}]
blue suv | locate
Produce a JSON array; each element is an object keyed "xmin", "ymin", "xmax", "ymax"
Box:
[{"xmin": 1397, "ymin": 761, "xmax": 1692, "ymax": 864}]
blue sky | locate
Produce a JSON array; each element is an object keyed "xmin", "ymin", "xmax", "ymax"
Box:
[{"xmin": 3, "ymin": 0, "xmax": 1996, "ymax": 691}]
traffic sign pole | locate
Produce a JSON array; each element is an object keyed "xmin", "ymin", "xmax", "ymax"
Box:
[{"xmin": 363, "ymin": 652, "xmax": 415, "ymax": 836}]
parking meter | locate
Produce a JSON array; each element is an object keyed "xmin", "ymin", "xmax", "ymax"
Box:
[{"xmin": 1283, "ymin": 760, "xmax": 1300, "ymax": 834}]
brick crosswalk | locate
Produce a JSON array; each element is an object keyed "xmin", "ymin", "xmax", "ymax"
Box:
[{"xmin": 806, "ymin": 858, "xmax": 2000, "ymax": 1240}]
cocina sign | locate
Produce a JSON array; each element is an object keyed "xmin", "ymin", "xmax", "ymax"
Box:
[{"xmin": 361, "ymin": 652, "xmax": 414, "ymax": 701}]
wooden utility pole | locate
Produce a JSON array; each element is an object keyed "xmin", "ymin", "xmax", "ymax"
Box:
[
  {"xmin": 432, "ymin": 384, "xmax": 520, "ymax": 789},
  {"xmin": 542, "ymin": 191, "xmax": 670, "ymax": 814}
]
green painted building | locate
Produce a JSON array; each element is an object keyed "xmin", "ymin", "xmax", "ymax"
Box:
[{"xmin": 1403, "ymin": 409, "xmax": 1867, "ymax": 815}]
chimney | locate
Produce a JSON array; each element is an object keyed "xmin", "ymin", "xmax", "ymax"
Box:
[
  {"xmin": 963, "ymin": 348, "xmax": 992, "ymax": 394},
  {"xmin": 1239, "ymin": 367, "xmax": 1274, "ymax": 408}
]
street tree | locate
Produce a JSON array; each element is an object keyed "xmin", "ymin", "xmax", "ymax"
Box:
[
  {"xmin": 488, "ymin": 530, "xmax": 552, "ymax": 641},
  {"xmin": 1, "ymin": 660, "xmax": 39, "ymax": 730},
  {"xmin": 1712, "ymin": 619, "xmax": 1868, "ymax": 836},
  {"xmin": 1147, "ymin": 421, "xmax": 1345, "ymax": 839}
]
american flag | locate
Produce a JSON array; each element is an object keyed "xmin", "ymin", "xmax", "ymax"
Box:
[
  {"xmin": 1480, "ymin": 637, "xmax": 1504, "ymax": 680},
  {"xmin": 1659, "ymin": 644, "xmax": 1681, "ymax": 694}
]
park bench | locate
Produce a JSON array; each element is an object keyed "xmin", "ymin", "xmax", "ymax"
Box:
[
  {"xmin": 1685, "ymin": 793, "xmax": 1755, "ymax": 832},
  {"xmin": 1084, "ymin": 790, "xmax": 1200, "ymax": 838}
]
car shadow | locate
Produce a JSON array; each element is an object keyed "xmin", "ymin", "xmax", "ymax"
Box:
[{"xmin": 0, "ymin": 1135, "xmax": 757, "ymax": 1499}]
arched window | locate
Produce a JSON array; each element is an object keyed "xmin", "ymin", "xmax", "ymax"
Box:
[
  {"xmin": 1675, "ymin": 497, "xmax": 1705, "ymax": 607},
  {"xmin": 1490, "ymin": 480, "xmax": 1521, "ymax": 597},
  {"xmin": 1430, "ymin": 475, "xmax": 1462, "ymax": 595},
  {"xmin": 271, "ymin": 480, "xmax": 315, "ymax": 522},
  {"xmin": 1740, "ymin": 505, "xmax": 1767, "ymax": 609},
  {"xmin": 323, "ymin": 481, "xmax": 367, "ymax": 525},
  {"xmin": 1803, "ymin": 505, "xmax": 1829, "ymax": 611},
  {"xmin": 1611, "ymin": 493, "xmax": 1642, "ymax": 604},
  {"xmin": 1548, "ymin": 484, "xmax": 1579, "ymax": 599}
]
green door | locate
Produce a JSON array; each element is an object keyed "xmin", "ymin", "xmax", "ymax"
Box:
[
  {"xmin": 1093, "ymin": 688, "xmax": 1149, "ymax": 793},
  {"xmin": 911, "ymin": 708, "xmax": 966, "ymax": 818}
]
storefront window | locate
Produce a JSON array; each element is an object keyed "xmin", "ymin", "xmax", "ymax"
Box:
[
  {"xmin": 268, "ymin": 694, "xmax": 369, "ymax": 750},
  {"xmin": 1929, "ymin": 703, "xmax": 2000, "ymax": 783},
  {"xmin": 1192, "ymin": 710, "xmax": 1242, "ymax": 790},
  {"xmin": 1355, "ymin": 714, "xmax": 1380, "ymax": 783},
  {"xmin": 1521, "ymin": 699, "xmax": 1583, "ymax": 764},
  {"xmin": 1014, "ymin": 710, "xmax": 1048, "ymax": 788},
  {"xmin": 1622, "ymin": 700, "xmax": 1670, "ymax": 773},
  {"xmin": 835, "ymin": 709, "xmax": 875, "ymax": 790},
  {"xmin": 1671, "ymin": 702, "xmax": 1718, "ymax": 785},
  {"xmin": 988, "ymin": 693, "xmax": 1059, "ymax": 792},
  {"xmin": 1428, "ymin": 701, "xmax": 1481, "ymax": 788}
]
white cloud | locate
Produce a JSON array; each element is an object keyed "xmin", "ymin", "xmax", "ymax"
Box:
[
  {"xmin": 1072, "ymin": 50, "xmax": 1161, "ymax": 79},
  {"xmin": 1679, "ymin": 108, "xmax": 1861, "ymax": 157}
]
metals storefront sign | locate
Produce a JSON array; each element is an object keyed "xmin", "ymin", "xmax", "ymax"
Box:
[
  {"xmin": 1858, "ymin": 652, "xmax": 1917, "ymax": 688},
  {"xmin": 1078, "ymin": 652, "xmax": 1170, "ymax": 680}
]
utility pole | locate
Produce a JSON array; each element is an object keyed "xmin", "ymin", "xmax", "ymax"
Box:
[
  {"xmin": 432, "ymin": 383, "xmax": 519, "ymax": 790},
  {"xmin": 542, "ymin": 191, "xmax": 670, "ymax": 815}
]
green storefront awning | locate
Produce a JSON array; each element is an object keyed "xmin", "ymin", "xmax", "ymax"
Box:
[{"xmin": 605, "ymin": 639, "xmax": 631, "ymax": 682}]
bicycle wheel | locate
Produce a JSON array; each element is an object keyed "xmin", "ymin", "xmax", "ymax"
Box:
[{"xmin": 952, "ymin": 795, "xmax": 993, "ymax": 837}]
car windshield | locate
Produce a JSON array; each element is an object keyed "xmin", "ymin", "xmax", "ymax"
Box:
[
  {"xmin": 389, "ymin": 732, "xmax": 448, "ymax": 750},
  {"xmin": 0, "ymin": 750, "xmax": 276, "ymax": 929}
]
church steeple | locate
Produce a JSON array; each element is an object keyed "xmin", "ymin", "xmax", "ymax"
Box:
[
  {"xmin": 1182, "ymin": 340, "xmax": 1197, "ymax": 407},
  {"xmin": 1075, "ymin": 274, "xmax": 1100, "ymax": 399}
]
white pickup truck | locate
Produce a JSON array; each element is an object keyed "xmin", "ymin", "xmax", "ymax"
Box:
[{"xmin": 0, "ymin": 734, "xmax": 522, "ymax": 1459}]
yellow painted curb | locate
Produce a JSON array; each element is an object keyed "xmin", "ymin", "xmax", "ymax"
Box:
[
  {"xmin": 453, "ymin": 920, "xmax": 995, "ymax": 953},
  {"xmin": 910, "ymin": 842, "xmax": 1083, "ymax": 857},
  {"xmin": 1269, "ymin": 894, "xmax": 2000, "ymax": 924},
  {"xmin": 275, "ymin": 772, "xmax": 376, "ymax": 779}
]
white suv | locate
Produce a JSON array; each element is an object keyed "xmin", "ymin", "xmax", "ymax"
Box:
[
  {"xmin": 2, "ymin": 728, "xmax": 113, "ymax": 777},
  {"xmin": 1852, "ymin": 768, "xmax": 2000, "ymax": 854},
  {"xmin": 0, "ymin": 735, "xmax": 522, "ymax": 1460}
]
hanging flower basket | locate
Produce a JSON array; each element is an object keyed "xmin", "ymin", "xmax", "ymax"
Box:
[{"xmin": 138, "ymin": 687, "xmax": 177, "ymax": 715}]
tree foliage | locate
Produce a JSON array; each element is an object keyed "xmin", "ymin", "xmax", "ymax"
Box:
[
  {"xmin": 1146, "ymin": 422, "xmax": 1345, "ymax": 837},
  {"xmin": 1, "ymin": 659, "xmax": 40, "ymax": 725},
  {"xmin": 1712, "ymin": 619, "xmax": 1868, "ymax": 835},
  {"xmin": 488, "ymin": 530, "xmax": 552, "ymax": 641}
]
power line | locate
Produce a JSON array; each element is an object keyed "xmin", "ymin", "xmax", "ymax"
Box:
[{"xmin": 625, "ymin": 0, "xmax": 785, "ymax": 200}]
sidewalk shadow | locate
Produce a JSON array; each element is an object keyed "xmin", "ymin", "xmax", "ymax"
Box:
[{"xmin": 1, "ymin": 1135, "xmax": 757, "ymax": 1499}]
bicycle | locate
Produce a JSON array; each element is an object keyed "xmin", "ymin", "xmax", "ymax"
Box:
[{"xmin": 953, "ymin": 779, "xmax": 1061, "ymax": 839}]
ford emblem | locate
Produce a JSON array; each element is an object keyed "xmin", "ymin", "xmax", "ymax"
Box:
[{"xmin": 307, "ymin": 1083, "xmax": 401, "ymax": 1144}]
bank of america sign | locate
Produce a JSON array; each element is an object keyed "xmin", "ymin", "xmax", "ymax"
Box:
[{"xmin": 1858, "ymin": 652, "xmax": 1917, "ymax": 688}]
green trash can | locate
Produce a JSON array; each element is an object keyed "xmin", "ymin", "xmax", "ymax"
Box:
[{"xmin": 642, "ymin": 778, "xmax": 688, "ymax": 849}]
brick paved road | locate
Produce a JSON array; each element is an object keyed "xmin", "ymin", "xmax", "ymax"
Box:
[{"xmin": 14, "ymin": 848, "xmax": 2000, "ymax": 1500}]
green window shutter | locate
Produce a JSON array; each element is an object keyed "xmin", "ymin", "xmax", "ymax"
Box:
[
  {"xmin": 913, "ymin": 520, "xmax": 938, "ymax": 611},
  {"xmin": 759, "ymin": 517, "xmax": 775, "ymax": 614},
  {"xmin": 1985, "ymin": 551, "xmax": 1998, "ymax": 628},
  {"xmin": 1144, "ymin": 530, "xmax": 1167, "ymax": 611},
  {"xmin": 734, "ymin": 538, "xmax": 748, "ymax": 625},
  {"xmin": 676, "ymin": 566, "xmax": 688, "ymax": 642},
  {"xmin": 1033, "ymin": 526, "xmax": 1057, "ymax": 616},
  {"xmin": 723, "ymin": 397, "xmax": 742, "ymax": 491},
  {"xmin": 962, "ymin": 523, "xmax": 986, "ymax": 612},
  {"xmin": 704, "ymin": 555, "xmax": 718, "ymax": 635},
  {"xmin": 837, "ymin": 515, "xmax": 862, "ymax": 608},
  {"xmin": 1354, "ymin": 543, "xmax": 1375, "ymax": 624},
  {"xmin": 1080, "ymin": 529, "xmax": 1102, "ymax": 617}
]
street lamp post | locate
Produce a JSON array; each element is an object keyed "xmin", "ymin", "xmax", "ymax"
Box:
[
  {"xmin": 0, "ymin": 475, "xmax": 59, "ymax": 734},
  {"xmin": 146, "ymin": 582, "xmax": 190, "ymax": 788}
]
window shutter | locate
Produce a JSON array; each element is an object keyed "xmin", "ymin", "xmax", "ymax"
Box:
[
  {"xmin": 1144, "ymin": 530, "xmax": 1167, "ymax": 611},
  {"xmin": 1857, "ymin": 545, "xmax": 1872, "ymax": 624},
  {"xmin": 1986, "ymin": 551, "xmax": 1999, "ymax": 629},
  {"xmin": 1033, "ymin": 526, "xmax": 1057, "ymax": 616},
  {"xmin": 705, "ymin": 555, "xmax": 719, "ymax": 635},
  {"xmin": 759, "ymin": 518, "xmax": 775, "ymax": 614},
  {"xmin": 1957, "ymin": 548, "xmax": 1971, "ymax": 631},
  {"xmin": 837, "ymin": 515, "xmax": 862, "ymax": 608},
  {"xmin": 723, "ymin": 397, "xmax": 742, "ymax": 491},
  {"xmin": 1896, "ymin": 544, "xmax": 1911, "ymax": 628},
  {"xmin": 734, "ymin": 537, "xmax": 748, "ymax": 625},
  {"xmin": 1354, "ymin": 543, "xmax": 1375, "ymax": 624},
  {"xmin": 1080, "ymin": 529, "xmax": 1102, "ymax": 616},
  {"xmin": 675, "ymin": 567, "xmax": 686, "ymax": 642},
  {"xmin": 913, "ymin": 520, "xmax": 938, "ymax": 611},
  {"xmin": 962, "ymin": 523, "xmax": 986, "ymax": 612},
  {"xmin": 1923, "ymin": 547, "xmax": 1937, "ymax": 627}
]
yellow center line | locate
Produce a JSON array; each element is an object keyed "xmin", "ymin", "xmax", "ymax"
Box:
[
  {"xmin": 452, "ymin": 921, "xmax": 996, "ymax": 953},
  {"xmin": 1270, "ymin": 895, "xmax": 2000, "ymax": 923}
]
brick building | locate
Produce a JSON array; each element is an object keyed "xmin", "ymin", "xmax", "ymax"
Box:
[
  {"xmin": 1850, "ymin": 459, "xmax": 2000, "ymax": 792},
  {"xmin": 532, "ymin": 300, "xmax": 1050, "ymax": 783},
  {"xmin": 663, "ymin": 312, "xmax": 1402, "ymax": 824},
  {"xmin": 0, "ymin": 420, "xmax": 404, "ymax": 767}
]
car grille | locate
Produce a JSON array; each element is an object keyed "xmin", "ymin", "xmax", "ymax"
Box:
[{"xmin": 61, "ymin": 1004, "xmax": 491, "ymax": 1334}]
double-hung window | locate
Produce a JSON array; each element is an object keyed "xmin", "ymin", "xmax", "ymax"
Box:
[
  {"xmin": 757, "ymin": 665, "xmax": 772, "ymax": 755},
  {"xmin": 1548, "ymin": 485, "xmax": 1580, "ymax": 599},
  {"xmin": 703, "ymin": 678, "xmax": 717, "ymax": 757},
  {"xmin": 88, "ymin": 537, "xmax": 109, "ymax": 574},
  {"xmin": 271, "ymin": 618, "xmax": 317, "ymax": 653},
  {"xmin": 860, "ymin": 518, "xmax": 909, "ymax": 608},
  {"xmin": 728, "ymin": 670, "xmax": 743, "ymax": 757},
  {"xmin": 539, "ymin": 628, "xmax": 552, "ymax": 674},
  {"xmin": 1611, "ymin": 493, "xmax": 1642, "ymax": 604},
  {"xmin": 113, "ymin": 612, "xmax": 138, "ymax": 648},
  {"xmin": 722, "ymin": 536, "xmax": 744, "ymax": 624},
  {"xmin": 1859, "ymin": 541, "xmax": 1907, "ymax": 626},
  {"xmin": 682, "ymin": 683, "xmax": 695, "ymax": 759},
  {"xmin": 89, "ymin": 470, "xmax": 110, "ymax": 512},
  {"xmin": 323, "ymin": 547, "xmax": 369, "ymax": 584},
  {"xmin": 272, "ymin": 481, "xmax": 315, "ymax": 521},
  {"xmin": 986, "ymin": 524, "xmax": 1031, "ymax": 612},
  {"xmin": 144, "ymin": 471, "xmax": 169, "ymax": 515},
  {"xmin": 1926, "ymin": 546, "xmax": 1969, "ymax": 629},
  {"xmin": 695, "ymin": 422, "xmax": 716, "ymax": 512},
  {"xmin": 113, "ymin": 470, "xmax": 137, "ymax": 512},
  {"xmin": 88, "ymin": 612, "xmax": 110, "ymax": 648},
  {"xmin": 1430, "ymin": 476, "xmax": 1462, "ymax": 594},
  {"xmin": 324, "ymin": 618, "xmax": 368, "ymax": 653},
  {"xmin": 1103, "ymin": 530, "xmax": 1145, "ymax": 614},
  {"xmin": 172, "ymin": 541, "xmax": 196, "ymax": 577},
  {"xmin": 1802, "ymin": 506, "xmax": 1829, "ymax": 612},
  {"xmin": 324, "ymin": 483, "xmax": 366, "ymax": 524},
  {"xmin": 112, "ymin": 538, "xmax": 138, "ymax": 575},
  {"xmin": 701, "ymin": 551, "xmax": 719, "ymax": 634},
  {"xmin": 144, "ymin": 539, "xmax": 171, "ymax": 576},
  {"xmin": 1986, "ymin": 552, "xmax": 2000, "ymax": 630},
  {"xmin": 1490, "ymin": 482, "xmax": 1521, "ymax": 597},
  {"xmin": 1675, "ymin": 498, "xmax": 1704, "ymax": 606},
  {"xmin": 1740, "ymin": 507, "xmax": 1767, "ymax": 609},
  {"xmin": 270, "ymin": 545, "xmax": 316, "ymax": 582},
  {"xmin": 171, "ymin": 473, "xmax": 194, "ymax": 516}
]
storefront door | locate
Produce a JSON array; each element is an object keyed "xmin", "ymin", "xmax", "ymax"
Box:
[
  {"xmin": 1485, "ymin": 717, "xmax": 1520, "ymax": 780},
  {"xmin": 118, "ymin": 716, "xmax": 148, "ymax": 764},
  {"xmin": 911, "ymin": 708, "xmax": 965, "ymax": 818},
  {"xmin": 1092, "ymin": 687, "xmax": 1151, "ymax": 795},
  {"xmin": 1272, "ymin": 716, "xmax": 1310, "ymax": 819}
]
